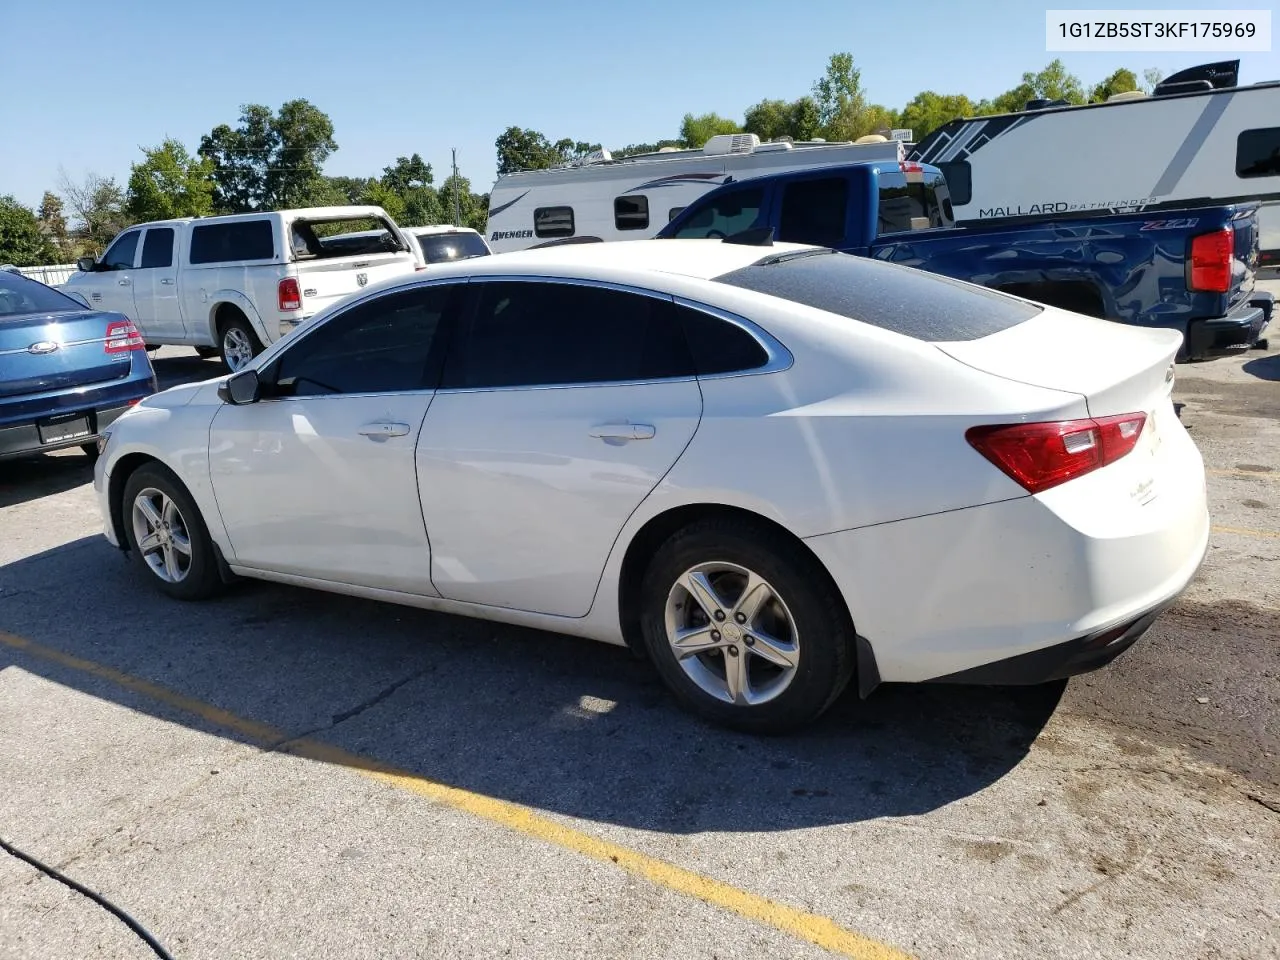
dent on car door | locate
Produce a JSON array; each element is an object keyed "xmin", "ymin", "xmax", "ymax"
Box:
[
  {"xmin": 208, "ymin": 282, "xmax": 461, "ymax": 593},
  {"xmin": 416, "ymin": 279, "xmax": 704, "ymax": 618}
]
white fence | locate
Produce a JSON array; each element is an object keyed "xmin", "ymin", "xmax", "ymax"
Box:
[{"xmin": 17, "ymin": 263, "xmax": 80, "ymax": 287}]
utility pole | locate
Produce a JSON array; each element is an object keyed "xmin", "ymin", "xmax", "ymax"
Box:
[{"xmin": 451, "ymin": 148, "xmax": 461, "ymax": 227}]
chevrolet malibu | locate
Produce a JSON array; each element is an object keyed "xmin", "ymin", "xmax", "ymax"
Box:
[{"xmin": 93, "ymin": 239, "xmax": 1209, "ymax": 733}]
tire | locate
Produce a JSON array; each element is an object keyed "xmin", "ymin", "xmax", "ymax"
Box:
[
  {"xmin": 638, "ymin": 517, "xmax": 855, "ymax": 734},
  {"xmin": 218, "ymin": 312, "xmax": 263, "ymax": 372},
  {"xmin": 195, "ymin": 346, "xmax": 219, "ymax": 359},
  {"xmin": 121, "ymin": 463, "xmax": 224, "ymax": 601}
]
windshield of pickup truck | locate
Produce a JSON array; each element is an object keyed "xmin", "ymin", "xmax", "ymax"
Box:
[
  {"xmin": 293, "ymin": 217, "xmax": 407, "ymax": 259},
  {"xmin": 713, "ymin": 249, "xmax": 1041, "ymax": 341}
]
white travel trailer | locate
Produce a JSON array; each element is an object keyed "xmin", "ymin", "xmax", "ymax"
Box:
[
  {"xmin": 484, "ymin": 133, "xmax": 909, "ymax": 253},
  {"xmin": 908, "ymin": 61, "xmax": 1280, "ymax": 267}
]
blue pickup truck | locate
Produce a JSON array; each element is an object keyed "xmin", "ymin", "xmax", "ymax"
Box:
[{"xmin": 656, "ymin": 160, "xmax": 1271, "ymax": 361}]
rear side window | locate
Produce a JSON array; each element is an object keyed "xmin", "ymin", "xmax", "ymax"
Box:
[
  {"xmin": 669, "ymin": 187, "xmax": 763, "ymax": 239},
  {"xmin": 713, "ymin": 251, "xmax": 1041, "ymax": 342},
  {"xmin": 1237, "ymin": 128, "xmax": 1280, "ymax": 178},
  {"xmin": 534, "ymin": 207, "xmax": 575, "ymax": 238},
  {"xmin": 442, "ymin": 281, "xmax": 693, "ymax": 389},
  {"xmin": 676, "ymin": 305, "xmax": 770, "ymax": 375},
  {"xmin": 615, "ymin": 196, "xmax": 649, "ymax": 231},
  {"xmin": 779, "ymin": 177, "xmax": 849, "ymax": 246},
  {"xmin": 140, "ymin": 228, "xmax": 175, "ymax": 268},
  {"xmin": 189, "ymin": 220, "xmax": 275, "ymax": 264}
]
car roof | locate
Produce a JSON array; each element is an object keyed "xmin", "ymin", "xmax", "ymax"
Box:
[{"xmin": 425, "ymin": 238, "xmax": 822, "ymax": 281}]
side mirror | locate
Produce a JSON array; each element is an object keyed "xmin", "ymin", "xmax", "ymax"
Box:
[
  {"xmin": 76, "ymin": 256, "xmax": 97, "ymax": 273},
  {"xmin": 217, "ymin": 369, "xmax": 261, "ymax": 405}
]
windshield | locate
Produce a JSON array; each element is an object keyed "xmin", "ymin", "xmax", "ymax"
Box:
[
  {"xmin": 0, "ymin": 272, "xmax": 84, "ymax": 319},
  {"xmin": 415, "ymin": 231, "xmax": 490, "ymax": 263}
]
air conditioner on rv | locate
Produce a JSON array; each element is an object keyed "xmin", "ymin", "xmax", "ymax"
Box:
[{"xmin": 703, "ymin": 133, "xmax": 761, "ymax": 155}]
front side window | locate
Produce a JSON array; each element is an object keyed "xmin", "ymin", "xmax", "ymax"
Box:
[
  {"xmin": 615, "ymin": 196, "xmax": 649, "ymax": 231},
  {"xmin": 140, "ymin": 227, "xmax": 175, "ymax": 268},
  {"xmin": 270, "ymin": 285, "xmax": 456, "ymax": 396},
  {"xmin": 779, "ymin": 177, "xmax": 849, "ymax": 246},
  {"xmin": 534, "ymin": 207, "xmax": 575, "ymax": 238},
  {"xmin": 442, "ymin": 281, "xmax": 693, "ymax": 389},
  {"xmin": 189, "ymin": 220, "xmax": 275, "ymax": 264},
  {"xmin": 669, "ymin": 188, "xmax": 764, "ymax": 239},
  {"xmin": 1237, "ymin": 127, "xmax": 1280, "ymax": 178},
  {"xmin": 101, "ymin": 230, "xmax": 140, "ymax": 270}
]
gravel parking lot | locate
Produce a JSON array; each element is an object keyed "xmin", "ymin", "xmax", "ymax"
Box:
[{"xmin": 2, "ymin": 288, "xmax": 1278, "ymax": 960}]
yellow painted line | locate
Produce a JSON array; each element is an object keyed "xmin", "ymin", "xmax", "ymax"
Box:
[
  {"xmin": 1212, "ymin": 525, "xmax": 1280, "ymax": 540},
  {"xmin": 0, "ymin": 630, "xmax": 912, "ymax": 960}
]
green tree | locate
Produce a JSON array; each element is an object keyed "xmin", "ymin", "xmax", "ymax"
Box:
[
  {"xmin": 899, "ymin": 92, "xmax": 978, "ymax": 140},
  {"xmin": 0, "ymin": 195, "xmax": 57, "ymax": 266},
  {"xmin": 198, "ymin": 100, "xmax": 337, "ymax": 212},
  {"xmin": 679, "ymin": 112, "xmax": 741, "ymax": 147},
  {"xmin": 612, "ymin": 140, "xmax": 683, "ymax": 158},
  {"xmin": 495, "ymin": 127, "xmax": 562, "ymax": 175},
  {"xmin": 1090, "ymin": 68, "xmax": 1139, "ymax": 102},
  {"xmin": 125, "ymin": 138, "xmax": 215, "ymax": 223},
  {"xmin": 743, "ymin": 99, "xmax": 792, "ymax": 141},
  {"xmin": 992, "ymin": 59, "xmax": 1087, "ymax": 113},
  {"xmin": 788, "ymin": 97, "xmax": 821, "ymax": 140},
  {"xmin": 359, "ymin": 179, "xmax": 407, "ymax": 223},
  {"xmin": 381, "ymin": 154, "xmax": 433, "ymax": 193},
  {"xmin": 437, "ymin": 174, "xmax": 487, "ymax": 232},
  {"xmin": 812, "ymin": 52, "xmax": 870, "ymax": 140},
  {"xmin": 36, "ymin": 191, "xmax": 69, "ymax": 255}
]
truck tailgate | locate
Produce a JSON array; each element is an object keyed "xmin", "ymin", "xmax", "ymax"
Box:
[{"xmin": 295, "ymin": 253, "xmax": 415, "ymax": 314}]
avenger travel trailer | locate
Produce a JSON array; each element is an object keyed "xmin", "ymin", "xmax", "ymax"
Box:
[
  {"xmin": 909, "ymin": 61, "xmax": 1280, "ymax": 268},
  {"xmin": 484, "ymin": 133, "xmax": 909, "ymax": 253}
]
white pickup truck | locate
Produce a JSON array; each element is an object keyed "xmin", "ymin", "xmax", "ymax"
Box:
[{"xmin": 62, "ymin": 206, "xmax": 418, "ymax": 370}]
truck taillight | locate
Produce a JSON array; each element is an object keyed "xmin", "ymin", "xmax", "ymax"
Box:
[
  {"xmin": 1188, "ymin": 228, "xmax": 1233, "ymax": 293},
  {"xmin": 278, "ymin": 277, "xmax": 302, "ymax": 312},
  {"xmin": 966, "ymin": 413, "xmax": 1147, "ymax": 494},
  {"xmin": 104, "ymin": 319, "xmax": 144, "ymax": 353}
]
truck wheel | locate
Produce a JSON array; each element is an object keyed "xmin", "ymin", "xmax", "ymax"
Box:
[{"xmin": 218, "ymin": 313, "xmax": 262, "ymax": 372}]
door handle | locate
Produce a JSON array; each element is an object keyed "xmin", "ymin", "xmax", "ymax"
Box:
[
  {"xmin": 117, "ymin": 278, "xmax": 131, "ymax": 286},
  {"xmin": 590, "ymin": 422, "xmax": 655, "ymax": 440},
  {"xmin": 160, "ymin": 278, "xmax": 174, "ymax": 285},
  {"xmin": 358, "ymin": 421, "xmax": 410, "ymax": 437}
]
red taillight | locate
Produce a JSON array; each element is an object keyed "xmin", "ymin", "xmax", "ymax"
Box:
[
  {"xmin": 104, "ymin": 319, "xmax": 144, "ymax": 353},
  {"xmin": 1188, "ymin": 228, "xmax": 1233, "ymax": 293},
  {"xmin": 966, "ymin": 413, "xmax": 1148, "ymax": 494},
  {"xmin": 278, "ymin": 277, "xmax": 302, "ymax": 311}
]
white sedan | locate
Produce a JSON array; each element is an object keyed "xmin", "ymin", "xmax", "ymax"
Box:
[{"xmin": 93, "ymin": 238, "xmax": 1209, "ymax": 733}]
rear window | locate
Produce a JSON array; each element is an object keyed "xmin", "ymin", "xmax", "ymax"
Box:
[
  {"xmin": 0, "ymin": 272, "xmax": 83, "ymax": 317},
  {"xmin": 189, "ymin": 220, "xmax": 275, "ymax": 264},
  {"xmin": 712, "ymin": 250, "xmax": 1041, "ymax": 342},
  {"xmin": 414, "ymin": 231, "xmax": 491, "ymax": 263},
  {"xmin": 293, "ymin": 216, "xmax": 407, "ymax": 260},
  {"xmin": 1236, "ymin": 127, "xmax": 1280, "ymax": 178}
]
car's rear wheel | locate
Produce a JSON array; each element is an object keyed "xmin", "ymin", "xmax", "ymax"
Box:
[
  {"xmin": 122, "ymin": 463, "xmax": 224, "ymax": 601},
  {"xmin": 639, "ymin": 517, "xmax": 855, "ymax": 734},
  {"xmin": 218, "ymin": 313, "xmax": 262, "ymax": 372}
]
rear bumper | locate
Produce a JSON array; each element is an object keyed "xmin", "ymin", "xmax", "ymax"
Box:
[
  {"xmin": 1186, "ymin": 304, "xmax": 1267, "ymax": 358},
  {"xmin": 0, "ymin": 401, "xmax": 138, "ymax": 460}
]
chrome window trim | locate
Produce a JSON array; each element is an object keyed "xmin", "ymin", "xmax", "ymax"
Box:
[{"xmin": 433, "ymin": 274, "xmax": 792, "ymax": 395}]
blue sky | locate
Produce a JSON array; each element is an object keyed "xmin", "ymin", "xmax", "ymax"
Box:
[{"xmin": 1, "ymin": 0, "xmax": 1275, "ymax": 210}]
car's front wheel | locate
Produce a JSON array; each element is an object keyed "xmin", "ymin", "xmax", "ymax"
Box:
[
  {"xmin": 639, "ymin": 517, "xmax": 855, "ymax": 734},
  {"xmin": 122, "ymin": 463, "xmax": 224, "ymax": 601}
]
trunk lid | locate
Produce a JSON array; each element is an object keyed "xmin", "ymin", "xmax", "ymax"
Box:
[
  {"xmin": 935, "ymin": 306, "xmax": 1181, "ymax": 419},
  {"xmin": 0, "ymin": 310, "xmax": 132, "ymax": 399},
  {"xmin": 293, "ymin": 251, "xmax": 416, "ymax": 314}
]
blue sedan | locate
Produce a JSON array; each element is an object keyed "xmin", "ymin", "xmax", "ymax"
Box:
[{"xmin": 0, "ymin": 271, "xmax": 156, "ymax": 461}]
